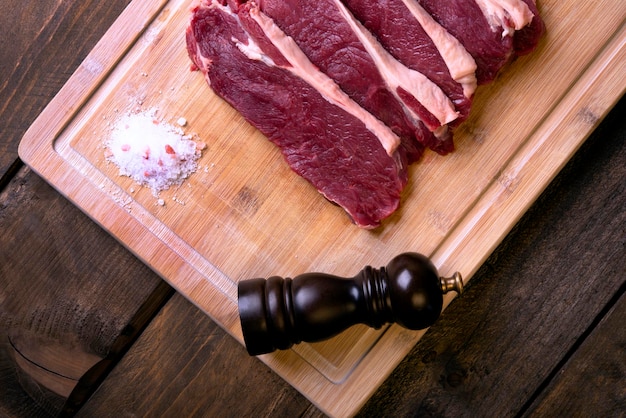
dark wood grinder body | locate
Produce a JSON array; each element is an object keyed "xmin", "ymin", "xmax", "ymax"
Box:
[{"xmin": 238, "ymin": 252, "xmax": 463, "ymax": 356}]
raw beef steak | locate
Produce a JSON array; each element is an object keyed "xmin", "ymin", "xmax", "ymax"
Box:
[
  {"xmin": 186, "ymin": 0, "xmax": 544, "ymax": 228},
  {"xmin": 187, "ymin": 0, "xmax": 409, "ymax": 228}
]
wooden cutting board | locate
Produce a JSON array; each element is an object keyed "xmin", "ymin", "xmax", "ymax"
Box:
[{"xmin": 19, "ymin": 1, "xmax": 626, "ymax": 416}]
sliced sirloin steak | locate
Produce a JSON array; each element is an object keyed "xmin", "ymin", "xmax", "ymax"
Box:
[
  {"xmin": 186, "ymin": 0, "xmax": 544, "ymax": 228},
  {"xmin": 186, "ymin": 0, "xmax": 409, "ymax": 228},
  {"xmin": 341, "ymin": 0, "xmax": 476, "ymax": 126},
  {"xmin": 256, "ymin": 0, "xmax": 458, "ymax": 158},
  {"xmin": 416, "ymin": 0, "xmax": 544, "ymax": 84}
]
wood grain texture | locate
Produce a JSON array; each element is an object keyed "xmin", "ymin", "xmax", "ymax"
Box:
[
  {"xmin": 17, "ymin": 1, "xmax": 626, "ymax": 414},
  {"xmin": 0, "ymin": 0, "xmax": 131, "ymax": 183},
  {"xmin": 78, "ymin": 292, "xmax": 323, "ymax": 418},
  {"xmin": 5, "ymin": 0, "xmax": 626, "ymax": 416},
  {"xmin": 74, "ymin": 95, "xmax": 625, "ymax": 417},
  {"xmin": 59, "ymin": 280, "xmax": 175, "ymax": 417},
  {"xmin": 523, "ymin": 290, "xmax": 626, "ymax": 417},
  {"xmin": 357, "ymin": 95, "xmax": 626, "ymax": 417},
  {"xmin": 0, "ymin": 168, "xmax": 166, "ymax": 417},
  {"xmin": 0, "ymin": 1, "xmax": 164, "ymax": 416}
]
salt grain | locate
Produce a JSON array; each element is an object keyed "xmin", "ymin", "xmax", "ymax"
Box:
[{"xmin": 106, "ymin": 109, "xmax": 203, "ymax": 196}]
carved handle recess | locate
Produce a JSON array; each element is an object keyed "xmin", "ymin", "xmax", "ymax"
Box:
[{"xmin": 238, "ymin": 252, "xmax": 463, "ymax": 356}]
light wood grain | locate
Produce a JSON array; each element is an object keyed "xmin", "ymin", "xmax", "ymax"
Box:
[
  {"xmin": 18, "ymin": 0, "xmax": 626, "ymax": 416},
  {"xmin": 76, "ymin": 96, "xmax": 626, "ymax": 417}
]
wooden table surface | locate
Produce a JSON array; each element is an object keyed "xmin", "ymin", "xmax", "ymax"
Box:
[{"xmin": 1, "ymin": 1, "xmax": 624, "ymax": 417}]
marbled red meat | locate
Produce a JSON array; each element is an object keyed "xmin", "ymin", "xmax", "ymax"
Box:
[
  {"xmin": 186, "ymin": 0, "xmax": 544, "ymax": 228},
  {"xmin": 416, "ymin": 0, "xmax": 544, "ymax": 84},
  {"xmin": 341, "ymin": 0, "xmax": 475, "ymax": 127},
  {"xmin": 256, "ymin": 0, "xmax": 458, "ymax": 158},
  {"xmin": 186, "ymin": 0, "xmax": 408, "ymax": 228}
]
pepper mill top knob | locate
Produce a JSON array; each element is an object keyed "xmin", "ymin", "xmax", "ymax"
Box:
[
  {"xmin": 238, "ymin": 252, "xmax": 463, "ymax": 356},
  {"xmin": 383, "ymin": 252, "xmax": 462, "ymax": 330}
]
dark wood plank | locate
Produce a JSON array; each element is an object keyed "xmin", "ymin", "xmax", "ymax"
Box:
[
  {"xmin": 59, "ymin": 280, "xmax": 175, "ymax": 417},
  {"xmin": 356, "ymin": 95, "xmax": 626, "ymax": 417},
  {"xmin": 1, "ymin": 1, "xmax": 168, "ymax": 416},
  {"xmin": 522, "ymin": 288, "xmax": 626, "ymax": 417},
  {"xmin": 0, "ymin": 168, "xmax": 167, "ymax": 417},
  {"xmin": 78, "ymin": 292, "xmax": 323, "ymax": 418},
  {"xmin": 0, "ymin": 0, "xmax": 131, "ymax": 183}
]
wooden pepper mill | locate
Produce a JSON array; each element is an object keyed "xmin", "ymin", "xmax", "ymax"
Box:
[{"xmin": 238, "ymin": 252, "xmax": 463, "ymax": 356}]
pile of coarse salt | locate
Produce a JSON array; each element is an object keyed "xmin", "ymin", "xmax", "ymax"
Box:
[{"xmin": 106, "ymin": 109, "xmax": 204, "ymax": 196}]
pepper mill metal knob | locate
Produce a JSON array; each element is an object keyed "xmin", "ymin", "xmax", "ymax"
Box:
[{"xmin": 238, "ymin": 252, "xmax": 463, "ymax": 356}]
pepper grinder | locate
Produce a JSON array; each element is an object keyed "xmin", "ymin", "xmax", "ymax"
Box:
[{"xmin": 238, "ymin": 252, "xmax": 463, "ymax": 356}]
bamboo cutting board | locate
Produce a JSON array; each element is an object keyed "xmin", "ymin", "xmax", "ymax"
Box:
[{"xmin": 19, "ymin": 0, "xmax": 626, "ymax": 416}]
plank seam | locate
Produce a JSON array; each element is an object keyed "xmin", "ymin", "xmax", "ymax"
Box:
[
  {"xmin": 515, "ymin": 279, "xmax": 626, "ymax": 417},
  {"xmin": 58, "ymin": 280, "xmax": 176, "ymax": 417}
]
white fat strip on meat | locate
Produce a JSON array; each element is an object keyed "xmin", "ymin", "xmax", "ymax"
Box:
[
  {"xmin": 246, "ymin": 5, "xmax": 402, "ymax": 156},
  {"xmin": 400, "ymin": 0, "xmax": 478, "ymax": 98},
  {"xmin": 331, "ymin": 0, "xmax": 460, "ymax": 128},
  {"xmin": 474, "ymin": 0, "xmax": 535, "ymax": 37}
]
